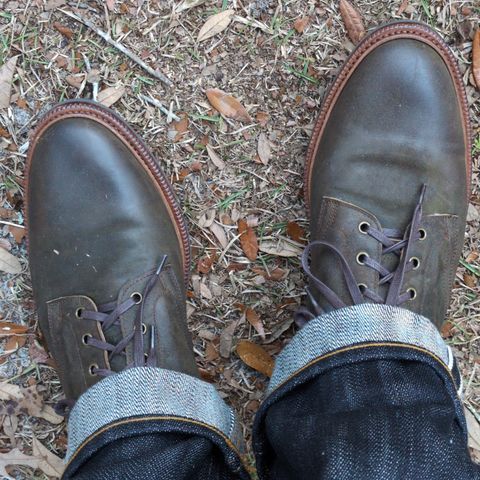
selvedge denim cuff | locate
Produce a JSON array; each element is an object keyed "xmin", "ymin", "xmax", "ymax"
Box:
[
  {"xmin": 66, "ymin": 367, "xmax": 242, "ymax": 461},
  {"xmin": 268, "ymin": 304, "xmax": 457, "ymax": 395}
]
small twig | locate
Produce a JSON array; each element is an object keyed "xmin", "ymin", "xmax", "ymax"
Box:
[
  {"xmin": 0, "ymin": 220, "xmax": 25, "ymax": 228},
  {"xmin": 60, "ymin": 9, "xmax": 173, "ymax": 87},
  {"xmin": 139, "ymin": 94, "xmax": 180, "ymax": 122}
]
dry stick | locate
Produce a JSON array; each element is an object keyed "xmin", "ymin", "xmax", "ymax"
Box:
[
  {"xmin": 59, "ymin": 9, "xmax": 173, "ymax": 87},
  {"xmin": 138, "ymin": 94, "xmax": 180, "ymax": 121}
]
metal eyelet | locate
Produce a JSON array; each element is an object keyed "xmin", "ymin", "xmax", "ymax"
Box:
[
  {"xmin": 141, "ymin": 323, "xmax": 147, "ymax": 335},
  {"xmin": 356, "ymin": 252, "xmax": 369, "ymax": 265},
  {"xmin": 82, "ymin": 333, "xmax": 92, "ymax": 345},
  {"xmin": 418, "ymin": 228, "xmax": 427, "ymax": 241},
  {"xmin": 75, "ymin": 308, "xmax": 83, "ymax": 318},
  {"xmin": 131, "ymin": 292, "xmax": 143, "ymax": 304},
  {"xmin": 358, "ymin": 283, "xmax": 367, "ymax": 293},
  {"xmin": 410, "ymin": 257, "xmax": 420, "ymax": 270},
  {"xmin": 89, "ymin": 364, "xmax": 99, "ymax": 376},
  {"xmin": 407, "ymin": 288, "xmax": 417, "ymax": 300},
  {"xmin": 358, "ymin": 222, "xmax": 370, "ymax": 234}
]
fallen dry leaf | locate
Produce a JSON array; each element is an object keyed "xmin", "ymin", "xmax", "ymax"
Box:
[
  {"xmin": 440, "ymin": 321, "xmax": 454, "ymax": 339},
  {"xmin": 65, "ymin": 74, "xmax": 85, "ymax": 90},
  {"xmin": 0, "ymin": 383, "xmax": 63, "ymax": 424},
  {"xmin": 259, "ymin": 239, "xmax": 302, "ymax": 258},
  {"xmin": 98, "ymin": 85, "xmax": 125, "ymax": 107},
  {"xmin": 219, "ymin": 319, "xmax": 239, "ymax": 358},
  {"xmin": 0, "ymin": 449, "xmax": 41, "ymax": 480},
  {"xmin": 236, "ymin": 340, "xmax": 274, "ymax": 377},
  {"xmin": 257, "ymin": 133, "xmax": 271, "ymax": 165},
  {"xmin": 105, "ymin": 0, "xmax": 115, "ymax": 11},
  {"xmin": 286, "ymin": 221, "xmax": 306, "ymax": 243},
  {"xmin": 256, "ymin": 111, "xmax": 269, "ymax": 126},
  {"xmin": 0, "ymin": 383, "xmax": 22, "ymax": 401},
  {"xmin": 464, "ymin": 273, "xmax": 477, "ymax": 288},
  {"xmin": 0, "ymin": 238, "xmax": 11, "ymax": 251},
  {"xmin": 7, "ymin": 225, "xmax": 25, "ymax": 244},
  {"xmin": 45, "ymin": 0, "xmax": 65, "ymax": 9},
  {"xmin": 294, "ymin": 16, "xmax": 310, "ymax": 33},
  {"xmin": 396, "ymin": 0, "xmax": 409, "ymax": 15},
  {"xmin": 252, "ymin": 267, "xmax": 288, "ymax": 281},
  {"xmin": 473, "ymin": 30, "xmax": 480, "ymax": 89},
  {"xmin": 53, "ymin": 22, "xmax": 73, "ymax": 39},
  {"xmin": 0, "ymin": 56, "xmax": 18, "ymax": 109},
  {"xmin": 209, "ymin": 222, "xmax": 228, "ymax": 249},
  {"xmin": 168, "ymin": 115, "xmax": 189, "ymax": 142},
  {"xmin": 175, "ymin": 0, "xmax": 206, "ymax": 13},
  {"xmin": 238, "ymin": 219, "xmax": 258, "ymax": 261},
  {"xmin": 4, "ymin": 335, "xmax": 27, "ymax": 354},
  {"xmin": 197, "ymin": 9, "xmax": 234, "ymax": 42},
  {"xmin": 466, "ymin": 408, "xmax": 480, "ymax": 452},
  {"xmin": 0, "ymin": 322, "xmax": 28, "ymax": 336},
  {"xmin": 206, "ymin": 144, "xmax": 226, "ymax": 169},
  {"xmin": 206, "ymin": 88, "xmax": 252, "ymax": 123},
  {"xmin": 339, "ymin": 0, "xmax": 365, "ymax": 43},
  {"xmin": 0, "ymin": 248, "xmax": 21, "ymax": 274},
  {"xmin": 246, "ymin": 307, "xmax": 266, "ymax": 340},
  {"xmin": 32, "ymin": 436, "xmax": 65, "ymax": 478},
  {"xmin": 197, "ymin": 253, "xmax": 217, "ymax": 274}
]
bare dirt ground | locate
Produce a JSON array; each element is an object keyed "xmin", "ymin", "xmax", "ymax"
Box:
[{"xmin": 0, "ymin": 0, "xmax": 479, "ymax": 478}]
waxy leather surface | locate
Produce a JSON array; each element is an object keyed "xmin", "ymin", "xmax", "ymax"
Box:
[
  {"xmin": 306, "ymin": 23, "xmax": 471, "ymax": 328},
  {"xmin": 26, "ymin": 100, "xmax": 198, "ymax": 399}
]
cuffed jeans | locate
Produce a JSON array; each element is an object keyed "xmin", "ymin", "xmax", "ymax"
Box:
[{"xmin": 62, "ymin": 304, "xmax": 480, "ymax": 479}]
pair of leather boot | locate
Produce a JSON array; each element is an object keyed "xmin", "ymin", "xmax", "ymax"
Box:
[{"xmin": 26, "ymin": 22, "xmax": 471, "ymax": 402}]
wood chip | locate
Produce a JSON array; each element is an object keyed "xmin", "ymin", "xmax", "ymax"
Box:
[
  {"xmin": 339, "ymin": 0, "xmax": 365, "ymax": 44},
  {"xmin": 236, "ymin": 340, "xmax": 274, "ymax": 377},
  {"xmin": 206, "ymin": 88, "xmax": 252, "ymax": 123},
  {"xmin": 0, "ymin": 56, "xmax": 18, "ymax": 109},
  {"xmin": 197, "ymin": 9, "xmax": 234, "ymax": 42}
]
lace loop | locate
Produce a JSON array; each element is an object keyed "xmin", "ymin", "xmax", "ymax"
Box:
[
  {"xmin": 81, "ymin": 256, "xmax": 168, "ymax": 376},
  {"xmin": 295, "ymin": 185, "xmax": 427, "ymax": 328}
]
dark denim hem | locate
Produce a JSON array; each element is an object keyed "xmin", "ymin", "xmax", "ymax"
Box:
[
  {"xmin": 252, "ymin": 343, "xmax": 466, "ymax": 479},
  {"xmin": 63, "ymin": 416, "xmax": 251, "ymax": 479}
]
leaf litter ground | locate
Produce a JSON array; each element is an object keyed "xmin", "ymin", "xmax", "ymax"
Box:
[{"xmin": 0, "ymin": 0, "xmax": 479, "ymax": 477}]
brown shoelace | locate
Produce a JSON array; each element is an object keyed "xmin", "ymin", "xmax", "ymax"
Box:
[
  {"xmin": 79, "ymin": 255, "xmax": 168, "ymax": 376},
  {"xmin": 56, "ymin": 256, "xmax": 168, "ymax": 414},
  {"xmin": 295, "ymin": 185, "xmax": 427, "ymax": 328}
]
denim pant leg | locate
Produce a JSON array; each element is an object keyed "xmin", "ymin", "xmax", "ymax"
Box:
[
  {"xmin": 62, "ymin": 368, "xmax": 250, "ymax": 479},
  {"xmin": 253, "ymin": 304, "xmax": 480, "ymax": 480}
]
